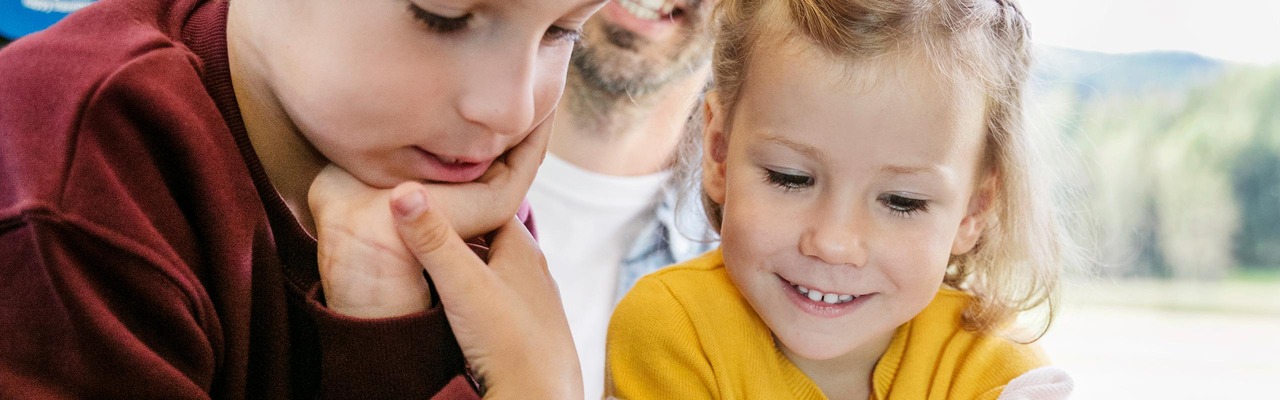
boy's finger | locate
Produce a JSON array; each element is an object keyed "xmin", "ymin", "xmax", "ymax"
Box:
[
  {"xmin": 483, "ymin": 216, "xmax": 546, "ymax": 276},
  {"xmin": 309, "ymin": 164, "xmax": 365, "ymax": 211},
  {"xmin": 501, "ymin": 109, "xmax": 555, "ymax": 184},
  {"xmin": 390, "ymin": 182, "xmax": 488, "ymax": 297}
]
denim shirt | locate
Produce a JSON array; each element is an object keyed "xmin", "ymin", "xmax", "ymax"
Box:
[{"xmin": 614, "ymin": 182, "xmax": 719, "ymax": 301}]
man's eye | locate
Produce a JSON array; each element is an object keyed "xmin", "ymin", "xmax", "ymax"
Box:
[
  {"xmin": 764, "ymin": 169, "xmax": 814, "ymax": 191},
  {"xmin": 544, "ymin": 26, "xmax": 583, "ymax": 45},
  {"xmin": 407, "ymin": 3, "xmax": 471, "ymax": 33},
  {"xmin": 879, "ymin": 194, "xmax": 929, "ymax": 216}
]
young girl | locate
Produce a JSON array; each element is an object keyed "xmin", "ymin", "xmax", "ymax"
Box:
[
  {"xmin": 0, "ymin": 0, "xmax": 603, "ymax": 397},
  {"xmin": 606, "ymin": 0, "xmax": 1077, "ymax": 398}
]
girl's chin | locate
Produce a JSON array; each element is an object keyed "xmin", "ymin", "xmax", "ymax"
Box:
[{"xmin": 775, "ymin": 332, "xmax": 858, "ymax": 361}]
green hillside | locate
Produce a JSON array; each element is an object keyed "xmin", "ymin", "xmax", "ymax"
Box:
[
  {"xmin": 1032, "ymin": 49, "xmax": 1280, "ymax": 280},
  {"xmin": 1033, "ymin": 47, "xmax": 1227, "ymax": 99}
]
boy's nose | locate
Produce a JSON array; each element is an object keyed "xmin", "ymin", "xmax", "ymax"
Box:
[
  {"xmin": 799, "ymin": 205, "xmax": 869, "ymax": 268},
  {"xmin": 457, "ymin": 44, "xmax": 537, "ymax": 139}
]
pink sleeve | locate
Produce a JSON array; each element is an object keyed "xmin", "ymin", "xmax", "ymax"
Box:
[{"xmin": 518, "ymin": 198, "xmax": 537, "ymax": 239}]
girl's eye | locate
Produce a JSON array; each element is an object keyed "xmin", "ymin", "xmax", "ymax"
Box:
[
  {"xmin": 408, "ymin": 3, "xmax": 471, "ymax": 33},
  {"xmin": 764, "ymin": 169, "xmax": 814, "ymax": 191},
  {"xmin": 543, "ymin": 26, "xmax": 583, "ymax": 45},
  {"xmin": 879, "ymin": 194, "xmax": 929, "ymax": 216}
]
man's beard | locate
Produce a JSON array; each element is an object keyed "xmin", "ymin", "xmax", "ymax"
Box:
[{"xmin": 569, "ymin": 5, "xmax": 712, "ymax": 100}]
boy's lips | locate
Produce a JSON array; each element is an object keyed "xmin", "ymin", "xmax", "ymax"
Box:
[{"xmin": 412, "ymin": 147, "xmax": 497, "ymax": 183}]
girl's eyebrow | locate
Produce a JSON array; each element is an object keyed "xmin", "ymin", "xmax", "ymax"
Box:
[
  {"xmin": 879, "ymin": 164, "xmax": 941, "ymax": 176},
  {"xmin": 761, "ymin": 134, "xmax": 942, "ymax": 177},
  {"xmin": 762, "ymin": 135, "xmax": 825, "ymax": 162}
]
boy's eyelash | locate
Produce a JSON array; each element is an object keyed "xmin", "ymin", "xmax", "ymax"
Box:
[
  {"xmin": 879, "ymin": 194, "xmax": 929, "ymax": 217},
  {"xmin": 544, "ymin": 26, "xmax": 583, "ymax": 45},
  {"xmin": 408, "ymin": 4, "xmax": 471, "ymax": 33},
  {"xmin": 763, "ymin": 169, "xmax": 814, "ymax": 191},
  {"xmin": 407, "ymin": 3, "xmax": 582, "ymax": 45}
]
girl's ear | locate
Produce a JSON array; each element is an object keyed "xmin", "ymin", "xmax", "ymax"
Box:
[
  {"xmin": 952, "ymin": 172, "xmax": 997, "ymax": 255},
  {"xmin": 702, "ymin": 91, "xmax": 730, "ymax": 205}
]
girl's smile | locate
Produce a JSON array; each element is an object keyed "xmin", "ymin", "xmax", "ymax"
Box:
[{"xmin": 777, "ymin": 273, "xmax": 877, "ymax": 318}]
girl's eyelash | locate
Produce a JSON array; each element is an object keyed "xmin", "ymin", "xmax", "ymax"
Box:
[
  {"xmin": 879, "ymin": 194, "xmax": 929, "ymax": 217},
  {"xmin": 763, "ymin": 167, "xmax": 927, "ymax": 216},
  {"xmin": 408, "ymin": 3, "xmax": 471, "ymax": 33},
  {"xmin": 763, "ymin": 169, "xmax": 814, "ymax": 191}
]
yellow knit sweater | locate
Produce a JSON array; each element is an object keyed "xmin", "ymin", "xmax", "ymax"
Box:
[{"xmin": 605, "ymin": 249, "xmax": 1047, "ymax": 399}]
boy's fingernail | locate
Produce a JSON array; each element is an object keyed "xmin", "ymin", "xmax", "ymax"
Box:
[{"xmin": 392, "ymin": 189, "xmax": 427, "ymax": 219}]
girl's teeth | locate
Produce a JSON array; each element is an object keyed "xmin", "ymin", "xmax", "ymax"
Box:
[
  {"xmin": 807, "ymin": 290, "xmax": 823, "ymax": 302},
  {"xmin": 822, "ymin": 293, "xmax": 839, "ymax": 304},
  {"xmin": 793, "ymin": 284, "xmax": 857, "ymax": 304}
]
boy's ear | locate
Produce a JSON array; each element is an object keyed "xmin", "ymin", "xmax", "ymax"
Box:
[
  {"xmin": 952, "ymin": 172, "xmax": 997, "ymax": 255},
  {"xmin": 702, "ymin": 92, "xmax": 729, "ymax": 205}
]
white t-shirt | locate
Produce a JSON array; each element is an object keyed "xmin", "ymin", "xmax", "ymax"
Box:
[{"xmin": 526, "ymin": 154, "xmax": 670, "ymax": 399}]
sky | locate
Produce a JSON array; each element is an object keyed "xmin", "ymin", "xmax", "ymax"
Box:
[{"xmin": 1020, "ymin": 0, "xmax": 1280, "ymax": 65}]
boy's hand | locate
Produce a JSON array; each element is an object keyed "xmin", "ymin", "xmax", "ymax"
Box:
[
  {"xmin": 310, "ymin": 165, "xmax": 431, "ymax": 318},
  {"xmin": 415, "ymin": 112, "xmax": 552, "ymax": 239},
  {"xmin": 307, "ymin": 110, "xmax": 553, "ymax": 318},
  {"xmin": 391, "ymin": 183, "xmax": 582, "ymax": 399}
]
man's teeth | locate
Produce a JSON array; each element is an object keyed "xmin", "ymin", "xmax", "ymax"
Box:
[
  {"xmin": 618, "ymin": 0, "xmax": 674, "ymax": 21},
  {"xmin": 794, "ymin": 285, "xmax": 856, "ymax": 304},
  {"xmin": 438, "ymin": 155, "xmax": 459, "ymax": 164}
]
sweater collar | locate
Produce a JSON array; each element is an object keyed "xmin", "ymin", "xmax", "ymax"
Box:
[{"xmin": 183, "ymin": 0, "xmax": 320, "ymax": 282}]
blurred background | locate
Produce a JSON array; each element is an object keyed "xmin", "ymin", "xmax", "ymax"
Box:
[
  {"xmin": 0, "ymin": 0, "xmax": 92, "ymax": 43},
  {"xmin": 1022, "ymin": 0, "xmax": 1280, "ymax": 398},
  {"xmin": 3, "ymin": 0, "xmax": 1277, "ymax": 398}
]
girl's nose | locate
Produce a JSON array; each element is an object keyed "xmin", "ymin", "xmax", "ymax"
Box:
[{"xmin": 799, "ymin": 204, "xmax": 869, "ymax": 268}]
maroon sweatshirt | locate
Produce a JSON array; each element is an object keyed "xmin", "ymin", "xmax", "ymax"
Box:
[{"xmin": 0, "ymin": 0, "xmax": 496, "ymax": 398}]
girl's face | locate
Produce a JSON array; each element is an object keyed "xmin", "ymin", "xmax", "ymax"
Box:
[
  {"xmin": 703, "ymin": 42, "xmax": 993, "ymax": 363},
  {"xmin": 260, "ymin": 0, "xmax": 605, "ymax": 187}
]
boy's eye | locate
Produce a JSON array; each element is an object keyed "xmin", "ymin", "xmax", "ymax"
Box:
[
  {"xmin": 764, "ymin": 169, "xmax": 814, "ymax": 191},
  {"xmin": 879, "ymin": 194, "xmax": 929, "ymax": 216},
  {"xmin": 406, "ymin": 2, "xmax": 582, "ymax": 44},
  {"xmin": 408, "ymin": 3, "xmax": 471, "ymax": 33},
  {"xmin": 544, "ymin": 26, "xmax": 583, "ymax": 45}
]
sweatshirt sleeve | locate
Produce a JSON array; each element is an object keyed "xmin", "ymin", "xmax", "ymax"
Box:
[
  {"xmin": 0, "ymin": 214, "xmax": 220, "ymax": 399},
  {"xmin": 303, "ymin": 282, "xmax": 481, "ymax": 400},
  {"xmin": 605, "ymin": 275, "xmax": 719, "ymax": 399},
  {"xmin": 0, "ymin": 43, "xmax": 241, "ymax": 399}
]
